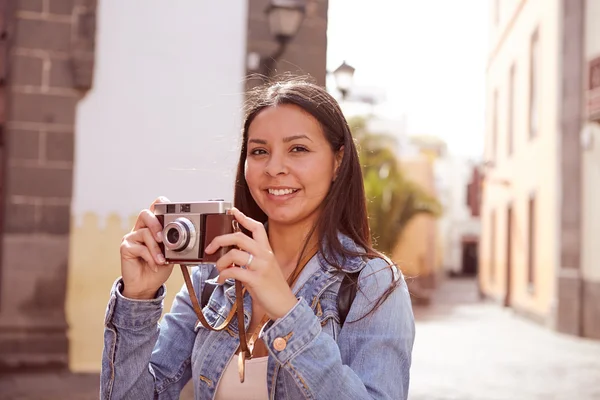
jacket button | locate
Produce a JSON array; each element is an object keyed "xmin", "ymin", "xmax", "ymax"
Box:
[{"xmin": 273, "ymin": 337, "xmax": 287, "ymax": 351}]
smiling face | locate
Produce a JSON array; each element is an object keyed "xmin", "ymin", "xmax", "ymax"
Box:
[{"xmin": 244, "ymin": 104, "xmax": 342, "ymax": 228}]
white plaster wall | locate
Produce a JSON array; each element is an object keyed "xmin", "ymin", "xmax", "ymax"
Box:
[
  {"xmin": 67, "ymin": 0, "xmax": 248, "ymax": 372},
  {"xmin": 73, "ymin": 0, "xmax": 248, "ymax": 225},
  {"xmin": 585, "ymin": 0, "xmax": 600, "ymax": 60},
  {"xmin": 581, "ymin": 0, "xmax": 600, "ymax": 282}
]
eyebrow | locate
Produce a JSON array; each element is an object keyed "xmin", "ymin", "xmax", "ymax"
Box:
[{"xmin": 248, "ymin": 135, "xmax": 312, "ymax": 145}]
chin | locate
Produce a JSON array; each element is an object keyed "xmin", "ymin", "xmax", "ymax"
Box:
[
  {"xmin": 265, "ymin": 211, "xmax": 301, "ymax": 226},
  {"xmin": 265, "ymin": 208, "xmax": 321, "ymax": 228}
]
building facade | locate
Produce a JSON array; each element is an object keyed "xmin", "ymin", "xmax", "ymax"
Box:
[
  {"xmin": 67, "ymin": 0, "xmax": 249, "ymax": 372},
  {"xmin": 436, "ymin": 156, "xmax": 482, "ymax": 277},
  {"xmin": 0, "ymin": 0, "xmax": 97, "ymax": 371},
  {"xmin": 481, "ymin": 0, "xmax": 600, "ymax": 339},
  {"xmin": 246, "ymin": 0, "xmax": 328, "ymax": 88},
  {"xmin": 580, "ymin": 0, "xmax": 600, "ymax": 339},
  {"xmin": 392, "ymin": 154, "xmax": 439, "ymax": 304},
  {"xmin": 0, "ymin": 0, "xmax": 330, "ymax": 373}
]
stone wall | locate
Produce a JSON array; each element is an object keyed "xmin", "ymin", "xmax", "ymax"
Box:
[{"xmin": 0, "ymin": 0, "xmax": 96, "ymax": 371}]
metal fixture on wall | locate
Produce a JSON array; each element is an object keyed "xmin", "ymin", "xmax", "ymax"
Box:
[
  {"xmin": 332, "ymin": 60, "xmax": 355, "ymax": 100},
  {"xmin": 248, "ymin": 0, "xmax": 306, "ymax": 78}
]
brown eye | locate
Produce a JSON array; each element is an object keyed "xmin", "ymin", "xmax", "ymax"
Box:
[
  {"xmin": 291, "ymin": 146, "xmax": 309, "ymax": 153},
  {"xmin": 250, "ymin": 148, "xmax": 267, "ymax": 156}
]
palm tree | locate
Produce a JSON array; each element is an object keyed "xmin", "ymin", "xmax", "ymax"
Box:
[{"xmin": 349, "ymin": 117, "xmax": 442, "ymax": 256}]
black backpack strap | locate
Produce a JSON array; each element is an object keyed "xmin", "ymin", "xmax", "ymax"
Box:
[
  {"xmin": 200, "ymin": 266, "xmax": 220, "ymax": 309},
  {"xmin": 337, "ymin": 271, "xmax": 360, "ymax": 326},
  {"xmin": 201, "ymin": 266, "xmax": 360, "ymax": 325}
]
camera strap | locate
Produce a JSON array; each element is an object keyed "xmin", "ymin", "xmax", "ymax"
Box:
[
  {"xmin": 180, "ymin": 265, "xmax": 251, "ymax": 381},
  {"xmin": 179, "ymin": 244, "xmax": 318, "ymax": 383}
]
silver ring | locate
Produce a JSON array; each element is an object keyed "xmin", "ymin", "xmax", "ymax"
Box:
[{"xmin": 245, "ymin": 253, "xmax": 254, "ymax": 268}]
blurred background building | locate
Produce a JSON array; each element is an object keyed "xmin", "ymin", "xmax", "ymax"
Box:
[
  {"xmin": 436, "ymin": 155, "xmax": 482, "ymax": 278},
  {"xmin": 2, "ymin": 2, "xmax": 597, "ymax": 397},
  {"xmin": 480, "ymin": 0, "xmax": 600, "ymax": 339},
  {"xmin": 0, "ymin": 0, "xmax": 330, "ymax": 373},
  {"xmin": 0, "ymin": 0, "xmax": 98, "ymax": 372}
]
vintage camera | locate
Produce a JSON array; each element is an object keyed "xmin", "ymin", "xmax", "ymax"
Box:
[{"xmin": 154, "ymin": 200, "xmax": 236, "ymax": 265}]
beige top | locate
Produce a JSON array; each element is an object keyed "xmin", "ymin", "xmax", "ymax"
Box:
[{"xmin": 214, "ymin": 356, "xmax": 269, "ymax": 400}]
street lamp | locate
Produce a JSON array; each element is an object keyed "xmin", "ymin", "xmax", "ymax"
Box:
[
  {"xmin": 332, "ymin": 60, "xmax": 355, "ymax": 100},
  {"xmin": 259, "ymin": 0, "xmax": 306, "ymax": 77}
]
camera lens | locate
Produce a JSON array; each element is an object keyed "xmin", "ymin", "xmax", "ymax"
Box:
[
  {"xmin": 162, "ymin": 218, "xmax": 196, "ymax": 252},
  {"xmin": 166, "ymin": 228, "xmax": 180, "ymax": 244}
]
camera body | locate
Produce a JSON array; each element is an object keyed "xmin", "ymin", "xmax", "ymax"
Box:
[{"xmin": 154, "ymin": 200, "xmax": 235, "ymax": 265}]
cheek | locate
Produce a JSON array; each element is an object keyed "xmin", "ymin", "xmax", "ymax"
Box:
[
  {"xmin": 244, "ymin": 160, "xmax": 261, "ymax": 192},
  {"xmin": 302, "ymin": 163, "xmax": 335, "ymax": 192}
]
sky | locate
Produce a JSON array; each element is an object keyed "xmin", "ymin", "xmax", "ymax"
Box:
[{"xmin": 326, "ymin": 0, "xmax": 490, "ymax": 158}]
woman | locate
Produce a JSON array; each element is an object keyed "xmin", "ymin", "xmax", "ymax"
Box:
[{"xmin": 101, "ymin": 78, "xmax": 415, "ymax": 399}]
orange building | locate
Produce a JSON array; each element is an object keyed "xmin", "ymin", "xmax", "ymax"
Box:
[
  {"xmin": 392, "ymin": 148, "xmax": 441, "ymax": 304},
  {"xmin": 481, "ymin": 0, "xmax": 600, "ymax": 339}
]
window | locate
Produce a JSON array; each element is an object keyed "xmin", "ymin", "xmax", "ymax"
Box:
[
  {"xmin": 490, "ymin": 210, "xmax": 496, "ymax": 283},
  {"xmin": 508, "ymin": 64, "xmax": 516, "ymax": 155},
  {"xmin": 492, "ymin": 90, "xmax": 498, "ymax": 163},
  {"xmin": 529, "ymin": 29, "xmax": 540, "ymax": 138},
  {"xmin": 494, "ymin": 0, "xmax": 500, "ymax": 25},
  {"xmin": 527, "ymin": 194, "xmax": 536, "ymax": 287}
]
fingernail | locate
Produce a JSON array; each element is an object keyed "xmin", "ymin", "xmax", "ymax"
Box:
[
  {"xmin": 156, "ymin": 231, "xmax": 163, "ymax": 242},
  {"xmin": 157, "ymin": 254, "xmax": 166, "ymax": 264},
  {"xmin": 152, "ymin": 265, "xmax": 159, "ymax": 273}
]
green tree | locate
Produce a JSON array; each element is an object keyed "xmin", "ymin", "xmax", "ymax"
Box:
[{"xmin": 349, "ymin": 117, "xmax": 443, "ymax": 255}]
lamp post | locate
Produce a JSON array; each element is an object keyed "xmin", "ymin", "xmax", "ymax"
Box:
[
  {"xmin": 260, "ymin": 0, "xmax": 306, "ymax": 78},
  {"xmin": 332, "ymin": 60, "xmax": 355, "ymax": 100}
]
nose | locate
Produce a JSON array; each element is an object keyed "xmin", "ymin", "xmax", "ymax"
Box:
[{"xmin": 265, "ymin": 152, "xmax": 288, "ymax": 177}]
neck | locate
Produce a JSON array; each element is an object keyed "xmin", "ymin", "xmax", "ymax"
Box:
[{"xmin": 267, "ymin": 219, "xmax": 319, "ymax": 274}]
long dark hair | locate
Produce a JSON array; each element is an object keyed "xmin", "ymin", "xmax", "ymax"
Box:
[{"xmin": 233, "ymin": 76, "xmax": 399, "ymax": 318}]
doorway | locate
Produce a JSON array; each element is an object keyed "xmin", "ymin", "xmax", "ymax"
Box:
[
  {"xmin": 504, "ymin": 205, "xmax": 513, "ymax": 307},
  {"xmin": 461, "ymin": 241, "xmax": 478, "ymax": 276}
]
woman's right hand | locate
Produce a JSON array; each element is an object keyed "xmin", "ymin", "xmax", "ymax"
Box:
[{"xmin": 119, "ymin": 196, "xmax": 175, "ymax": 299}]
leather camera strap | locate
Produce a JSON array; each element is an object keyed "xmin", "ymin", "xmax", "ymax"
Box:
[
  {"xmin": 237, "ymin": 246, "xmax": 318, "ymax": 349},
  {"xmin": 180, "ymin": 265, "xmax": 251, "ymax": 382},
  {"xmin": 179, "ymin": 242, "xmax": 317, "ymax": 383},
  {"xmin": 180, "ymin": 264, "xmax": 244, "ymax": 333}
]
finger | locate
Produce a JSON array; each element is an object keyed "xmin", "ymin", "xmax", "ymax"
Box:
[
  {"xmin": 218, "ymin": 265, "xmax": 254, "ymax": 285},
  {"xmin": 230, "ymin": 208, "xmax": 269, "ymax": 244},
  {"xmin": 127, "ymin": 228, "xmax": 166, "ymax": 265},
  {"xmin": 205, "ymin": 231, "xmax": 258, "ymax": 255},
  {"xmin": 215, "ymin": 249, "xmax": 255, "ymax": 271},
  {"xmin": 133, "ymin": 209, "xmax": 164, "ymax": 242},
  {"xmin": 123, "ymin": 242, "xmax": 159, "ymax": 273},
  {"xmin": 149, "ymin": 196, "xmax": 170, "ymax": 212}
]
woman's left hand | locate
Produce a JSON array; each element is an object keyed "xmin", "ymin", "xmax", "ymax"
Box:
[{"xmin": 204, "ymin": 208, "xmax": 298, "ymax": 320}]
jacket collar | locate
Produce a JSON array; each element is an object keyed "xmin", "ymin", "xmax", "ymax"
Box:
[{"xmin": 317, "ymin": 232, "xmax": 368, "ymax": 274}]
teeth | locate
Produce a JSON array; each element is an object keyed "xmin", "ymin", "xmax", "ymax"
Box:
[{"xmin": 268, "ymin": 188, "xmax": 296, "ymax": 196}]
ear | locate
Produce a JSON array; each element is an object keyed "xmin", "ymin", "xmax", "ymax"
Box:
[{"xmin": 333, "ymin": 146, "xmax": 344, "ymax": 180}]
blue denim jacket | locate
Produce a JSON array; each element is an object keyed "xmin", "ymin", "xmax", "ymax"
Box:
[{"xmin": 101, "ymin": 235, "xmax": 415, "ymax": 399}]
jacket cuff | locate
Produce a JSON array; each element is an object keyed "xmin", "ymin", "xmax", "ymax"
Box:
[
  {"xmin": 260, "ymin": 297, "xmax": 321, "ymax": 364},
  {"xmin": 106, "ymin": 277, "xmax": 166, "ymax": 329}
]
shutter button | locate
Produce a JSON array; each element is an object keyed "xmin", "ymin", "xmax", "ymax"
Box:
[{"xmin": 273, "ymin": 337, "xmax": 287, "ymax": 351}]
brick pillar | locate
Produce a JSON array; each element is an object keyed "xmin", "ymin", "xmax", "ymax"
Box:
[
  {"xmin": 0, "ymin": 0, "xmax": 96, "ymax": 371},
  {"xmin": 556, "ymin": 0, "xmax": 585, "ymax": 336},
  {"xmin": 245, "ymin": 0, "xmax": 329, "ymax": 89}
]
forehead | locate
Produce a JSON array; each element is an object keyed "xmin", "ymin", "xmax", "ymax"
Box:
[{"xmin": 247, "ymin": 104, "xmax": 324, "ymax": 139}]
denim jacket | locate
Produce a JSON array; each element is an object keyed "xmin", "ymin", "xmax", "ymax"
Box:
[{"xmin": 101, "ymin": 235, "xmax": 415, "ymax": 399}]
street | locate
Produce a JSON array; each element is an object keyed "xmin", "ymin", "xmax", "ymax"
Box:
[
  {"xmin": 410, "ymin": 277, "xmax": 600, "ymax": 400},
  {"xmin": 1, "ymin": 278, "xmax": 599, "ymax": 399}
]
